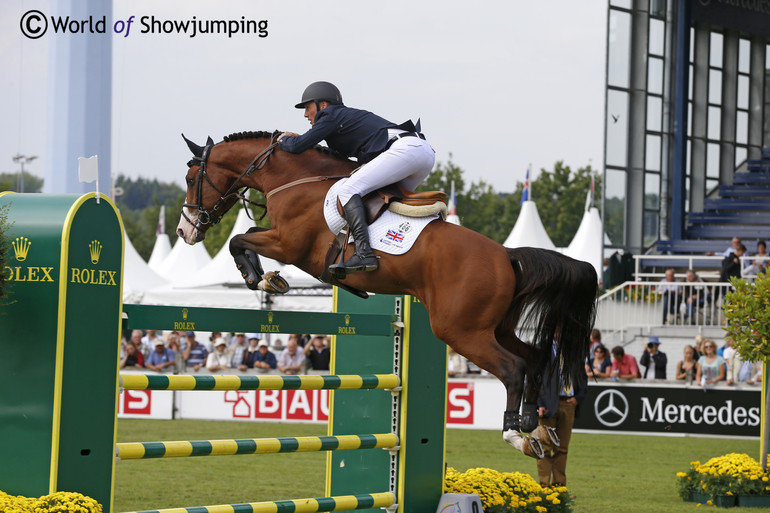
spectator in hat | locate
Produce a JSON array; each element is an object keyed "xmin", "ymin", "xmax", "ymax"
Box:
[
  {"xmin": 252, "ymin": 339, "xmax": 277, "ymax": 370},
  {"xmin": 229, "ymin": 332, "xmax": 249, "ymax": 368},
  {"xmin": 146, "ymin": 339, "xmax": 176, "ymax": 372},
  {"xmin": 304, "ymin": 335, "xmax": 330, "ymax": 371},
  {"xmin": 239, "ymin": 334, "xmax": 262, "ymax": 371},
  {"xmin": 640, "ymin": 336, "xmax": 667, "ymax": 379},
  {"xmin": 277, "ymin": 337, "xmax": 306, "ymax": 374},
  {"xmin": 182, "ymin": 331, "xmax": 208, "ymax": 372},
  {"xmin": 206, "ymin": 337, "xmax": 230, "ymax": 371},
  {"xmin": 610, "ymin": 346, "xmax": 640, "ymax": 380}
]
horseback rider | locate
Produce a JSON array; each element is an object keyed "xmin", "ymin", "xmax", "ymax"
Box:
[{"xmin": 277, "ymin": 81, "xmax": 435, "ymax": 278}]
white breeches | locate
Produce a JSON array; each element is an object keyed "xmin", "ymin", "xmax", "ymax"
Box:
[{"xmin": 337, "ymin": 136, "xmax": 435, "ymax": 205}]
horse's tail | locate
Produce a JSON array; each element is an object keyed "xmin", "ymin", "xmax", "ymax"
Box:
[{"xmin": 506, "ymin": 246, "xmax": 598, "ymax": 388}]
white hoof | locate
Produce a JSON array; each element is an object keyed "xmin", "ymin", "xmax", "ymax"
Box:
[{"xmin": 503, "ymin": 429, "xmax": 526, "ymax": 452}]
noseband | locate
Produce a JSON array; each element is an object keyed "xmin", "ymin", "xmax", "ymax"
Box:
[{"xmin": 181, "ymin": 133, "xmax": 280, "ymax": 233}]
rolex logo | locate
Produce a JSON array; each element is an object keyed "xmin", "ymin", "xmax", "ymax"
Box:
[
  {"xmin": 182, "ymin": 308, "xmax": 189, "ymax": 320},
  {"xmin": 268, "ymin": 312, "xmax": 274, "ymax": 323},
  {"xmin": 89, "ymin": 240, "xmax": 102, "ymax": 264},
  {"xmin": 345, "ymin": 314, "xmax": 350, "ymax": 326},
  {"xmin": 12, "ymin": 237, "xmax": 31, "ymax": 261}
]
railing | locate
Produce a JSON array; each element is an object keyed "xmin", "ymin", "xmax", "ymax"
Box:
[
  {"xmin": 633, "ymin": 254, "xmax": 769, "ymax": 281},
  {"xmin": 595, "ymin": 280, "xmax": 734, "ymax": 338}
]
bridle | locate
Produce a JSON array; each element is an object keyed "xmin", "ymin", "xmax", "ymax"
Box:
[{"xmin": 181, "ymin": 133, "xmax": 280, "ymax": 232}]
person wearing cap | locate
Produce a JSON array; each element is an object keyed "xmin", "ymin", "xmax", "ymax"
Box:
[
  {"xmin": 252, "ymin": 339, "xmax": 277, "ymax": 370},
  {"xmin": 277, "ymin": 81, "xmax": 435, "ymax": 278},
  {"xmin": 229, "ymin": 333, "xmax": 249, "ymax": 369},
  {"xmin": 146, "ymin": 338, "xmax": 176, "ymax": 372},
  {"xmin": 182, "ymin": 331, "xmax": 208, "ymax": 372},
  {"xmin": 206, "ymin": 337, "xmax": 231, "ymax": 371},
  {"xmin": 640, "ymin": 336, "xmax": 667, "ymax": 380},
  {"xmin": 304, "ymin": 335, "xmax": 330, "ymax": 371}
]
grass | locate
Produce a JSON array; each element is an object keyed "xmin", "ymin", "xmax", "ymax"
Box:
[{"xmin": 115, "ymin": 419, "xmax": 761, "ymax": 513}]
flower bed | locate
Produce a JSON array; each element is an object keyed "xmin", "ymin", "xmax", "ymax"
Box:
[
  {"xmin": 0, "ymin": 491, "xmax": 102, "ymax": 513},
  {"xmin": 676, "ymin": 453, "xmax": 770, "ymax": 507},
  {"xmin": 444, "ymin": 467, "xmax": 572, "ymax": 513}
]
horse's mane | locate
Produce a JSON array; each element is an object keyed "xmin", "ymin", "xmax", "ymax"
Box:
[{"xmin": 222, "ymin": 131, "xmax": 351, "ymax": 162}]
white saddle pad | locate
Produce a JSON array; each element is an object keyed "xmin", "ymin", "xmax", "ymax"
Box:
[{"xmin": 323, "ymin": 178, "xmax": 440, "ymax": 256}]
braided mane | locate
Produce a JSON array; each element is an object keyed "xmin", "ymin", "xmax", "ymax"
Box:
[{"xmin": 222, "ymin": 131, "xmax": 351, "ymax": 161}]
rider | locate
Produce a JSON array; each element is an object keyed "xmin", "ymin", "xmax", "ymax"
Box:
[{"xmin": 277, "ymin": 81, "xmax": 435, "ymax": 278}]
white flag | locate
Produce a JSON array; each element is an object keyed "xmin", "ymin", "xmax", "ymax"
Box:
[{"xmin": 78, "ymin": 155, "xmax": 99, "ymax": 183}]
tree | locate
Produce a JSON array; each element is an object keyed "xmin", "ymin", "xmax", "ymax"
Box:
[
  {"xmin": 0, "ymin": 171, "xmax": 44, "ymax": 193},
  {"xmin": 723, "ymin": 273, "xmax": 770, "ymax": 469}
]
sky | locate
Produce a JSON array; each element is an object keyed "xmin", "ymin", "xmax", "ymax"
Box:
[{"xmin": 1, "ymin": 0, "xmax": 608, "ymax": 195}]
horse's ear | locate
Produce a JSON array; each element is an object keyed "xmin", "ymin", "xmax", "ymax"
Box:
[
  {"xmin": 181, "ymin": 133, "xmax": 204, "ymax": 158},
  {"xmin": 206, "ymin": 136, "xmax": 214, "ymax": 146}
]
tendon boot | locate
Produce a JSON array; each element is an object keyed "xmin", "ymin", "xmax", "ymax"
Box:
[{"xmin": 329, "ymin": 195, "xmax": 378, "ymax": 279}]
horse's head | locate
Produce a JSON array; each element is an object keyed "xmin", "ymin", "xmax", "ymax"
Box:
[{"xmin": 176, "ymin": 133, "xmax": 276, "ymax": 244}]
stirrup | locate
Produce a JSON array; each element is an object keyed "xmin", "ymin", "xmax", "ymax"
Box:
[{"xmin": 257, "ymin": 271, "xmax": 290, "ymax": 294}]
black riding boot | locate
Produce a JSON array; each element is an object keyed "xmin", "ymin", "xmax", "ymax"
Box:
[{"xmin": 329, "ymin": 195, "xmax": 378, "ymax": 279}]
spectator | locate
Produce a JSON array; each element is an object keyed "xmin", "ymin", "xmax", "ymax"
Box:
[
  {"xmin": 610, "ymin": 346, "xmax": 640, "ymax": 379},
  {"xmin": 693, "ymin": 334, "xmax": 706, "ymax": 360},
  {"xmin": 120, "ymin": 341, "xmax": 144, "ymax": 369},
  {"xmin": 682, "ymin": 270, "xmax": 709, "ymax": 325},
  {"xmin": 448, "ymin": 347, "xmax": 468, "ymax": 376},
  {"xmin": 696, "ymin": 339, "xmax": 725, "ymax": 388},
  {"xmin": 141, "ymin": 330, "xmax": 164, "ymax": 352},
  {"xmin": 145, "ymin": 339, "xmax": 175, "ymax": 372},
  {"xmin": 304, "ymin": 335, "xmax": 330, "ymax": 371},
  {"xmin": 239, "ymin": 334, "xmax": 261, "ymax": 370},
  {"xmin": 252, "ymin": 340, "xmax": 277, "ymax": 370},
  {"xmin": 745, "ymin": 240, "xmax": 768, "ymax": 278},
  {"xmin": 277, "ymin": 337, "xmax": 306, "ymax": 374},
  {"xmin": 588, "ymin": 329, "xmax": 602, "ymax": 353},
  {"xmin": 720, "ymin": 243, "xmax": 747, "ymax": 283},
  {"xmin": 182, "ymin": 331, "xmax": 208, "ymax": 372},
  {"xmin": 131, "ymin": 329, "xmax": 150, "ymax": 360},
  {"xmin": 675, "ymin": 345, "xmax": 698, "ymax": 383},
  {"xmin": 206, "ymin": 337, "xmax": 230, "ymax": 371},
  {"xmin": 229, "ymin": 333, "xmax": 249, "ymax": 368},
  {"xmin": 707, "ymin": 236, "xmax": 743, "ymax": 257},
  {"xmin": 723, "ymin": 337, "xmax": 744, "ymax": 386},
  {"xmin": 272, "ymin": 338, "xmax": 285, "ymax": 352},
  {"xmin": 585, "ymin": 344, "xmax": 612, "ymax": 378},
  {"xmin": 166, "ymin": 331, "xmax": 185, "ymax": 374},
  {"xmin": 534, "ymin": 344, "xmax": 586, "ymax": 487},
  {"xmin": 639, "ymin": 336, "xmax": 667, "ymax": 379},
  {"xmin": 745, "ymin": 361, "xmax": 763, "ymax": 385},
  {"xmin": 656, "ymin": 268, "xmax": 682, "ymax": 325}
]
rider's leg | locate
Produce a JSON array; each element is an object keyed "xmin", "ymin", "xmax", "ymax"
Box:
[{"xmin": 328, "ymin": 194, "xmax": 378, "ymax": 278}]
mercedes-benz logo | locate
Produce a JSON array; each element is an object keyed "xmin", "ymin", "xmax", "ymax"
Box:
[{"xmin": 594, "ymin": 389, "xmax": 629, "ymax": 427}]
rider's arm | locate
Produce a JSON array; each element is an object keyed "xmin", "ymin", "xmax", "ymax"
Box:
[{"xmin": 278, "ymin": 110, "xmax": 338, "ymax": 154}]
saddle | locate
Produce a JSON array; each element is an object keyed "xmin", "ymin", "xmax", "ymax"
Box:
[{"xmin": 337, "ymin": 184, "xmax": 448, "ymax": 224}]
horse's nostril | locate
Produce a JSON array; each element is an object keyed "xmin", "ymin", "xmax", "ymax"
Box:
[{"xmin": 176, "ymin": 228, "xmax": 185, "ymax": 238}]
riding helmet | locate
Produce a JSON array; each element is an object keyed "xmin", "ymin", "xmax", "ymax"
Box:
[{"xmin": 295, "ymin": 81, "xmax": 343, "ymax": 108}]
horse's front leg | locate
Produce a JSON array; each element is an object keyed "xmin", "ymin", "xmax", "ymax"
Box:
[{"xmin": 230, "ymin": 228, "xmax": 289, "ymax": 293}]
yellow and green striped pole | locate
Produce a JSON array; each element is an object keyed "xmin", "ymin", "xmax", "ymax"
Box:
[
  {"xmin": 122, "ymin": 492, "xmax": 395, "ymax": 513},
  {"xmin": 119, "ymin": 374, "xmax": 399, "ymax": 391},
  {"xmin": 116, "ymin": 434, "xmax": 398, "ymax": 459}
]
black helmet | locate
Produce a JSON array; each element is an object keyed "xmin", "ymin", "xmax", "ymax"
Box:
[{"xmin": 295, "ymin": 81, "xmax": 343, "ymax": 109}]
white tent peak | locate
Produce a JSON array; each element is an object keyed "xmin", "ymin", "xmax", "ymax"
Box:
[
  {"xmin": 503, "ymin": 200, "xmax": 556, "ymax": 250},
  {"xmin": 564, "ymin": 206, "xmax": 603, "ymax": 283}
]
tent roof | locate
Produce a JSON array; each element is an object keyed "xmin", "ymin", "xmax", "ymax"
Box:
[
  {"xmin": 503, "ymin": 201, "xmax": 556, "ymax": 250},
  {"xmin": 123, "ymin": 231, "xmax": 168, "ymax": 303},
  {"xmin": 563, "ymin": 207, "xmax": 603, "ymax": 283},
  {"xmin": 148, "ymin": 233, "xmax": 172, "ymax": 273}
]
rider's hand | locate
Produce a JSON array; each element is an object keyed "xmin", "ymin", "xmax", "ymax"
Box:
[{"xmin": 277, "ymin": 132, "xmax": 299, "ymax": 142}]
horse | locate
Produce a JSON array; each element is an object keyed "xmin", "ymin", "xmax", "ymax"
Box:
[{"xmin": 175, "ymin": 130, "xmax": 597, "ymax": 457}]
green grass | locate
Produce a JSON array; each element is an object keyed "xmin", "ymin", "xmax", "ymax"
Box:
[{"xmin": 115, "ymin": 419, "xmax": 761, "ymax": 513}]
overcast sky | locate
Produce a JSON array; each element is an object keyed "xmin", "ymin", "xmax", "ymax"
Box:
[{"xmin": 1, "ymin": 0, "xmax": 607, "ymax": 194}]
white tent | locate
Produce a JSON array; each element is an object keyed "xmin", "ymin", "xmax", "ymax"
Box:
[
  {"xmin": 154, "ymin": 236, "xmax": 212, "ymax": 285},
  {"xmin": 148, "ymin": 206, "xmax": 173, "ymax": 273},
  {"xmin": 122, "ymin": 231, "xmax": 168, "ymax": 303},
  {"xmin": 563, "ymin": 206, "xmax": 604, "ymax": 283},
  {"xmin": 502, "ymin": 200, "xmax": 556, "ymax": 250}
]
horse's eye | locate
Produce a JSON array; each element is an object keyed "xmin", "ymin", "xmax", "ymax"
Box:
[{"xmin": 186, "ymin": 178, "xmax": 194, "ymax": 186}]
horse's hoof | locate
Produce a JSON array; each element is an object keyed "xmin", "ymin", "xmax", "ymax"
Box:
[
  {"xmin": 545, "ymin": 426, "xmax": 560, "ymax": 447},
  {"xmin": 524, "ymin": 436, "xmax": 545, "ymax": 459},
  {"xmin": 258, "ymin": 271, "xmax": 290, "ymax": 294},
  {"xmin": 521, "ymin": 403, "xmax": 539, "ymax": 432}
]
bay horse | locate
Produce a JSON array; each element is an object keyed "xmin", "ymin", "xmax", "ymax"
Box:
[{"xmin": 176, "ymin": 131, "xmax": 597, "ymax": 457}]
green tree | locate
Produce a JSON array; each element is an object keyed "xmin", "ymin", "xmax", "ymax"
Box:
[{"xmin": 0, "ymin": 171, "xmax": 44, "ymax": 193}]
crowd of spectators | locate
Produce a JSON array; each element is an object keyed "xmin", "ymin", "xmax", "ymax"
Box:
[{"xmin": 119, "ymin": 329, "xmax": 332, "ymax": 374}]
